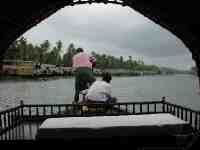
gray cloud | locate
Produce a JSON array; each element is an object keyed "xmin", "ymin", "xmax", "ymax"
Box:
[{"xmin": 23, "ymin": 4, "xmax": 193, "ymax": 70}]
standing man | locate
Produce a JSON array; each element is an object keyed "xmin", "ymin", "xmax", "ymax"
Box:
[{"xmin": 72, "ymin": 48, "xmax": 96, "ymax": 104}]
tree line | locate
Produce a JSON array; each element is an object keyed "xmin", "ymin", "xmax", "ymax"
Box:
[{"xmin": 3, "ymin": 37, "xmax": 160, "ymax": 72}]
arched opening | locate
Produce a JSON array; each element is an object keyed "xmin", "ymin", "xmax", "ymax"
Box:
[
  {"xmin": 0, "ymin": 1, "xmax": 200, "ymax": 67},
  {"xmin": 0, "ymin": 3, "xmax": 199, "ymax": 108},
  {"xmin": 0, "ymin": 1, "xmax": 199, "ymax": 80},
  {"xmin": 0, "ymin": 1, "xmax": 200, "ymax": 146}
]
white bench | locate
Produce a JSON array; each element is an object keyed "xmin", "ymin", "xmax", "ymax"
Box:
[{"xmin": 36, "ymin": 113, "xmax": 193, "ymax": 141}]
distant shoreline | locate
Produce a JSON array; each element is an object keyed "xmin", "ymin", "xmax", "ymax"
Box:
[
  {"xmin": 0, "ymin": 74, "xmax": 72, "ymax": 81},
  {"xmin": 0, "ymin": 73, "xmax": 184, "ymax": 82}
]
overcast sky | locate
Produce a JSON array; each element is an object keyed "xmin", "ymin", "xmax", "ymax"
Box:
[{"xmin": 23, "ymin": 4, "xmax": 195, "ymax": 70}]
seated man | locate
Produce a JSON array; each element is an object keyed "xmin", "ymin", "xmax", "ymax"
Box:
[{"xmin": 83, "ymin": 72, "xmax": 117, "ymax": 104}]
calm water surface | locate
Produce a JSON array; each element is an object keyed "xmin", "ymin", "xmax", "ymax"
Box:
[{"xmin": 0, "ymin": 75, "xmax": 200, "ymax": 111}]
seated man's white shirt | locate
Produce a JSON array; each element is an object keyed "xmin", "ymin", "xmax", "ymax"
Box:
[{"xmin": 85, "ymin": 81, "xmax": 111, "ymax": 102}]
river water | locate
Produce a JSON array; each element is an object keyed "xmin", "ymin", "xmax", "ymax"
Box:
[{"xmin": 0, "ymin": 74, "xmax": 200, "ymax": 111}]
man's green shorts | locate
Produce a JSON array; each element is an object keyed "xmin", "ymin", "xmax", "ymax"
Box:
[{"xmin": 74, "ymin": 67, "xmax": 95, "ymax": 91}]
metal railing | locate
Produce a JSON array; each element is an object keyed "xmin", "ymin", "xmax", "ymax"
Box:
[
  {"xmin": 20, "ymin": 100, "xmax": 164, "ymax": 120},
  {"xmin": 162, "ymin": 100, "xmax": 200, "ymax": 131},
  {"xmin": 0, "ymin": 105, "xmax": 23, "ymax": 135}
]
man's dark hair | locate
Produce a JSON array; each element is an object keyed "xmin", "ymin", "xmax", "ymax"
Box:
[
  {"xmin": 102, "ymin": 72, "xmax": 112, "ymax": 83},
  {"xmin": 76, "ymin": 48, "xmax": 83, "ymax": 53}
]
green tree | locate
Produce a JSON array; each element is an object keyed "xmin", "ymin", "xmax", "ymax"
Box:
[
  {"xmin": 26, "ymin": 43, "xmax": 35, "ymax": 61},
  {"xmin": 39, "ymin": 40, "xmax": 50, "ymax": 64},
  {"xmin": 4, "ymin": 40, "xmax": 19, "ymax": 60},
  {"xmin": 2, "ymin": 38, "xmax": 161, "ymax": 73},
  {"xmin": 17, "ymin": 37, "xmax": 28, "ymax": 60},
  {"xmin": 48, "ymin": 40, "xmax": 63, "ymax": 65},
  {"xmin": 63, "ymin": 43, "xmax": 76, "ymax": 67},
  {"xmin": 119, "ymin": 56, "xmax": 124, "ymax": 68}
]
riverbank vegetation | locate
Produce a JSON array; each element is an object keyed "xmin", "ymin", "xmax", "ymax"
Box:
[{"xmin": 3, "ymin": 37, "xmax": 161, "ymax": 73}]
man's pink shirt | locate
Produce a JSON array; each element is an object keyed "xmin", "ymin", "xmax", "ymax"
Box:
[{"xmin": 72, "ymin": 52, "xmax": 93, "ymax": 68}]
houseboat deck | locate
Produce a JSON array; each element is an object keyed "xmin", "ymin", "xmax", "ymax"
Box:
[{"xmin": 0, "ymin": 100, "xmax": 199, "ymax": 149}]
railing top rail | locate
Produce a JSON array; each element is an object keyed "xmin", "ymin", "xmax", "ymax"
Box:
[
  {"xmin": 22, "ymin": 101, "xmax": 163, "ymax": 107},
  {"xmin": 0, "ymin": 105, "xmax": 22, "ymax": 114},
  {"xmin": 1, "ymin": 100, "xmax": 199, "ymax": 114}
]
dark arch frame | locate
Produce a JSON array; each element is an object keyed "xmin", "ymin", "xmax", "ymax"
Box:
[{"xmin": 0, "ymin": 0, "xmax": 200, "ymax": 78}]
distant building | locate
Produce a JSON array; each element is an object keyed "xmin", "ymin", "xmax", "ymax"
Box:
[
  {"xmin": 16, "ymin": 61, "xmax": 34, "ymax": 76},
  {"xmin": 1, "ymin": 60, "xmax": 34, "ymax": 76},
  {"xmin": 1, "ymin": 60, "xmax": 18, "ymax": 75}
]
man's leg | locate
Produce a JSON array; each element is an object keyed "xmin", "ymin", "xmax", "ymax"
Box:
[
  {"xmin": 87, "ymin": 69, "xmax": 96, "ymax": 88},
  {"xmin": 74, "ymin": 71, "xmax": 87, "ymax": 103},
  {"xmin": 73, "ymin": 67, "xmax": 95, "ymax": 103},
  {"xmin": 74, "ymin": 90, "xmax": 80, "ymax": 103},
  {"xmin": 74, "ymin": 72, "xmax": 80, "ymax": 103}
]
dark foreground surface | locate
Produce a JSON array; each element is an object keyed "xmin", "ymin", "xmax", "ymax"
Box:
[
  {"xmin": 0, "ymin": 118, "xmax": 197, "ymax": 150},
  {"xmin": 0, "ymin": 136, "xmax": 199, "ymax": 150},
  {"xmin": 0, "ymin": 100, "xmax": 199, "ymax": 150}
]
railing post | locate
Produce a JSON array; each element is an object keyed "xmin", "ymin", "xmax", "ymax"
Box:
[
  {"xmin": 20, "ymin": 100, "xmax": 24, "ymax": 121},
  {"xmin": 0, "ymin": 114, "xmax": 2, "ymax": 129},
  {"xmin": 167, "ymin": 104, "xmax": 169, "ymax": 113},
  {"xmin": 3, "ymin": 113, "xmax": 6, "ymax": 129},
  {"xmin": 161, "ymin": 96, "xmax": 166, "ymax": 113},
  {"xmin": 140, "ymin": 104, "xmax": 142, "ymax": 113},
  {"xmin": 51, "ymin": 105, "xmax": 53, "ymax": 115},
  {"xmin": 118, "ymin": 104, "xmax": 120, "ymax": 115},
  {"xmin": 154, "ymin": 103, "xmax": 156, "ymax": 113},
  {"xmin": 17, "ymin": 109, "xmax": 20, "ymax": 125},
  {"xmin": 58, "ymin": 105, "xmax": 61, "ymax": 115},
  {"xmin": 29, "ymin": 107, "xmax": 31, "ymax": 118},
  {"xmin": 199, "ymin": 112, "xmax": 200, "ymax": 130},
  {"xmin": 190, "ymin": 111, "xmax": 193, "ymax": 126},
  {"xmin": 11, "ymin": 110, "xmax": 14, "ymax": 127},
  {"xmin": 177, "ymin": 107, "xmax": 180, "ymax": 118},
  {"xmin": 147, "ymin": 104, "xmax": 149, "ymax": 113},
  {"xmin": 7, "ymin": 112, "xmax": 10, "ymax": 129},
  {"xmin": 132, "ymin": 104, "xmax": 135, "ymax": 114},
  {"xmin": 170, "ymin": 105, "xmax": 173, "ymax": 114},
  {"xmin": 173, "ymin": 106, "xmax": 176, "ymax": 115},
  {"xmin": 181, "ymin": 107, "xmax": 183, "ymax": 120},
  {"xmin": 195, "ymin": 112, "xmax": 198, "ymax": 130},
  {"xmin": 43, "ymin": 106, "xmax": 46, "ymax": 116},
  {"xmin": 185, "ymin": 109, "xmax": 188, "ymax": 121},
  {"xmin": 65, "ymin": 105, "xmax": 68, "ymax": 114},
  {"xmin": 14, "ymin": 109, "xmax": 17, "ymax": 125},
  {"xmin": 36, "ymin": 106, "xmax": 39, "ymax": 116}
]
